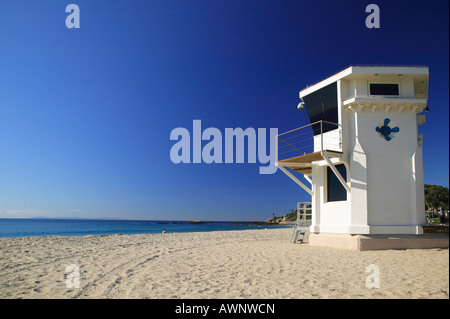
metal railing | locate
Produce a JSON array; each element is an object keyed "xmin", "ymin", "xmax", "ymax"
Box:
[{"xmin": 276, "ymin": 120, "xmax": 342, "ymax": 161}]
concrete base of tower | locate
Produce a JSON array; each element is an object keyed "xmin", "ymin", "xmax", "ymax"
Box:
[{"xmin": 308, "ymin": 233, "xmax": 449, "ymax": 251}]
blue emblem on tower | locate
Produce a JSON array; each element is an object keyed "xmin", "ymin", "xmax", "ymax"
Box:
[{"xmin": 376, "ymin": 118, "xmax": 399, "ymax": 141}]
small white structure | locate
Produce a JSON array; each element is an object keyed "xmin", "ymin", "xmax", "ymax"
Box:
[
  {"xmin": 277, "ymin": 66, "xmax": 448, "ymax": 250},
  {"xmin": 291, "ymin": 202, "xmax": 312, "ymax": 244}
]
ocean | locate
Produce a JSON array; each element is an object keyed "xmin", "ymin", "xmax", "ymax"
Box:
[{"xmin": 0, "ymin": 218, "xmax": 290, "ymax": 238}]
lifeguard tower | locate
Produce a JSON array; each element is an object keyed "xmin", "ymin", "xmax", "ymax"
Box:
[{"xmin": 276, "ymin": 66, "xmax": 448, "ymax": 250}]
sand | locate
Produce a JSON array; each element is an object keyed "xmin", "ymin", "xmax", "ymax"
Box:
[{"xmin": 0, "ymin": 229, "xmax": 448, "ymax": 299}]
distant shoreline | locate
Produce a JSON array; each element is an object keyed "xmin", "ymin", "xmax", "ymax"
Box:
[
  {"xmin": 0, "ymin": 218, "xmax": 291, "ymax": 239},
  {"xmin": 0, "ymin": 217, "xmax": 275, "ymax": 224}
]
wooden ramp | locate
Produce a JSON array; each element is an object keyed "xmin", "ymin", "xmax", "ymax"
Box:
[
  {"xmin": 277, "ymin": 150, "xmax": 343, "ymax": 174},
  {"xmin": 276, "ymin": 121, "xmax": 348, "ymax": 196}
]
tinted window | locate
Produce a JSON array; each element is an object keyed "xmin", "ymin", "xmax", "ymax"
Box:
[
  {"xmin": 302, "ymin": 82, "xmax": 338, "ymax": 135},
  {"xmin": 369, "ymin": 83, "xmax": 399, "ymax": 96},
  {"xmin": 327, "ymin": 164, "xmax": 347, "ymax": 202}
]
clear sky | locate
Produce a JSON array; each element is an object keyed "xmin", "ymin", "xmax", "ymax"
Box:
[{"xmin": 0, "ymin": 0, "xmax": 448, "ymax": 220}]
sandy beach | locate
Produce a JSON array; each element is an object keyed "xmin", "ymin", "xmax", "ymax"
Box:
[{"xmin": 0, "ymin": 229, "xmax": 448, "ymax": 299}]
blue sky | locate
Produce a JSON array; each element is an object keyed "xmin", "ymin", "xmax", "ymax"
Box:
[{"xmin": 0, "ymin": 0, "xmax": 448, "ymax": 220}]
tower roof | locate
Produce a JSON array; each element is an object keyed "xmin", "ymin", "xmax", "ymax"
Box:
[{"xmin": 300, "ymin": 65, "xmax": 429, "ymax": 100}]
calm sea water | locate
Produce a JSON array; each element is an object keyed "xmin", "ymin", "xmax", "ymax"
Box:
[{"xmin": 0, "ymin": 219, "xmax": 290, "ymax": 238}]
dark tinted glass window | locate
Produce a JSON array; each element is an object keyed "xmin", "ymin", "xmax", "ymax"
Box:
[
  {"xmin": 302, "ymin": 82, "xmax": 338, "ymax": 135},
  {"xmin": 369, "ymin": 83, "xmax": 399, "ymax": 96},
  {"xmin": 327, "ymin": 164, "xmax": 347, "ymax": 202}
]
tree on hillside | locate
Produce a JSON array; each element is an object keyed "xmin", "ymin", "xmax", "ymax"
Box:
[{"xmin": 424, "ymin": 184, "xmax": 449, "ymax": 218}]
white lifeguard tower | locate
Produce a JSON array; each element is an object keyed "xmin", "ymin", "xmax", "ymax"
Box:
[{"xmin": 277, "ymin": 66, "xmax": 448, "ymax": 250}]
